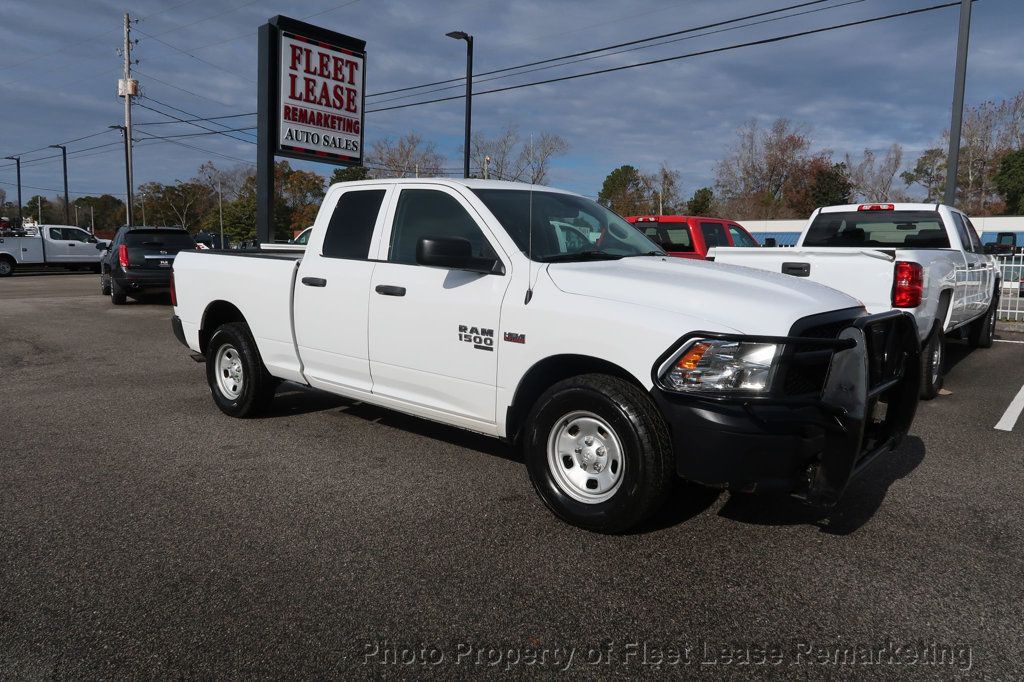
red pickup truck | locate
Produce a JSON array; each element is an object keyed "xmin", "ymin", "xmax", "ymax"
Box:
[{"xmin": 626, "ymin": 215, "xmax": 759, "ymax": 259}]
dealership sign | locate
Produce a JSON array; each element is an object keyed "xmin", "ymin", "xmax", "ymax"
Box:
[
  {"xmin": 279, "ymin": 32, "xmax": 364, "ymax": 162},
  {"xmin": 256, "ymin": 16, "xmax": 366, "ymax": 241}
]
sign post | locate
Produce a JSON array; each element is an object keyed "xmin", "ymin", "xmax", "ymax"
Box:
[{"xmin": 257, "ymin": 15, "xmax": 366, "ymax": 244}]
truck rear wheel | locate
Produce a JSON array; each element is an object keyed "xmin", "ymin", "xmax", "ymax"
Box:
[
  {"xmin": 523, "ymin": 374, "xmax": 673, "ymax": 533},
  {"xmin": 968, "ymin": 293, "xmax": 998, "ymax": 349},
  {"xmin": 0, "ymin": 256, "xmax": 14, "ymax": 277},
  {"xmin": 919, "ymin": 325, "xmax": 945, "ymax": 400},
  {"xmin": 205, "ymin": 322, "xmax": 276, "ymax": 418}
]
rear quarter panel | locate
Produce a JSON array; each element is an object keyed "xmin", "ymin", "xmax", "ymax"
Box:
[{"xmin": 172, "ymin": 251, "xmax": 304, "ymax": 382}]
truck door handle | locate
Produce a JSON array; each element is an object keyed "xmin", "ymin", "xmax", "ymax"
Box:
[
  {"xmin": 375, "ymin": 284, "xmax": 406, "ymax": 297},
  {"xmin": 781, "ymin": 262, "xmax": 810, "ymax": 277},
  {"xmin": 68, "ymin": 243, "xmax": 75, "ymax": 247},
  {"xmin": 301, "ymin": 276, "xmax": 327, "ymax": 287}
]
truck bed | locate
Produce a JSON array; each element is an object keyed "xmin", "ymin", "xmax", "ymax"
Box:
[{"xmin": 172, "ymin": 250, "xmax": 305, "ymax": 382}]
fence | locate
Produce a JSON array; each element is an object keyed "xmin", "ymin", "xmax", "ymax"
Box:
[{"xmin": 997, "ymin": 254, "xmax": 1024, "ymax": 322}]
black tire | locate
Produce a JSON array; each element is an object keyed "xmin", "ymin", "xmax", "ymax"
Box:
[
  {"xmin": 968, "ymin": 293, "xmax": 998, "ymax": 349},
  {"xmin": 0, "ymin": 256, "xmax": 14, "ymax": 277},
  {"xmin": 523, "ymin": 373, "xmax": 674, "ymax": 533},
  {"xmin": 205, "ymin": 322, "xmax": 276, "ymax": 418},
  {"xmin": 110, "ymin": 277, "xmax": 127, "ymax": 305},
  {"xmin": 919, "ymin": 325, "xmax": 945, "ymax": 400},
  {"xmin": 100, "ymin": 270, "xmax": 111, "ymax": 296}
]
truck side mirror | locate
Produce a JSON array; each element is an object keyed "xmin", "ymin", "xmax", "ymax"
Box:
[
  {"xmin": 95, "ymin": 242, "xmax": 106, "ymax": 250},
  {"xmin": 417, "ymin": 237, "xmax": 503, "ymax": 275},
  {"xmin": 764, "ymin": 237, "xmax": 777, "ymax": 247}
]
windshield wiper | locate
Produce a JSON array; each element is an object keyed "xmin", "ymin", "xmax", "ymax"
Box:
[
  {"xmin": 539, "ymin": 251, "xmax": 624, "ymax": 263},
  {"xmin": 621, "ymin": 251, "xmax": 665, "ymax": 258}
]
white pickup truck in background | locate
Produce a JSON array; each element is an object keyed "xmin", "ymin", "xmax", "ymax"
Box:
[
  {"xmin": 710, "ymin": 203, "xmax": 1001, "ymax": 399},
  {"xmin": 171, "ymin": 179, "xmax": 921, "ymax": 532},
  {"xmin": 0, "ymin": 225, "xmax": 108, "ymax": 276}
]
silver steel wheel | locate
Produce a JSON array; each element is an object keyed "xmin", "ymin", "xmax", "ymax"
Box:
[
  {"xmin": 930, "ymin": 338, "xmax": 942, "ymax": 386},
  {"xmin": 215, "ymin": 343, "xmax": 244, "ymax": 400},
  {"xmin": 546, "ymin": 410, "xmax": 625, "ymax": 504}
]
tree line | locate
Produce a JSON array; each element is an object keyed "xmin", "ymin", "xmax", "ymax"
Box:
[{"xmin": 598, "ymin": 91, "xmax": 1024, "ymax": 220}]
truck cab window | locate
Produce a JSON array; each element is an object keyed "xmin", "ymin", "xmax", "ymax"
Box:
[
  {"xmin": 48, "ymin": 228, "xmax": 63, "ymax": 240},
  {"xmin": 321, "ymin": 189, "xmax": 386, "ymax": 259},
  {"xmin": 388, "ymin": 189, "xmax": 497, "ymax": 265},
  {"xmin": 700, "ymin": 222, "xmax": 729, "ymax": 248},
  {"xmin": 728, "ymin": 224, "xmax": 757, "ymax": 247}
]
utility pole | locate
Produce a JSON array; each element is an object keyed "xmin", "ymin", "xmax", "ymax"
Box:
[
  {"xmin": 119, "ymin": 12, "xmax": 137, "ymax": 225},
  {"xmin": 218, "ymin": 180, "xmax": 225, "ymax": 249},
  {"xmin": 944, "ymin": 0, "xmax": 972, "ymax": 206},
  {"xmin": 140, "ymin": 192, "xmax": 146, "ymax": 226},
  {"xmin": 74, "ymin": 204, "xmax": 79, "ymax": 227},
  {"xmin": 4, "ymin": 156, "xmax": 22, "ymax": 229},
  {"xmin": 49, "ymin": 144, "xmax": 70, "ymax": 224},
  {"xmin": 483, "ymin": 155, "xmax": 490, "ymax": 180},
  {"xmin": 90, "ymin": 206, "xmax": 95, "ymax": 232}
]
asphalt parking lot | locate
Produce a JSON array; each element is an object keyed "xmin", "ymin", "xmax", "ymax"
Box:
[{"xmin": 2, "ymin": 273, "xmax": 1023, "ymax": 678}]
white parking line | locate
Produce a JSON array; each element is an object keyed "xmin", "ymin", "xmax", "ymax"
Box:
[
  {"xmin": 995, "ymin": 384, "xmax": 1024, "ymax": 432},
  {"xmin": 995, "ymin": 339, "xmax": 1024, "ymax": 344}
]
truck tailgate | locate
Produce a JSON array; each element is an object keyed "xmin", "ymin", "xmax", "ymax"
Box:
[
  {"xmin": 710, "ymin": 247, "xmax": 897, "ymax": 312},
  {"xmin": 172, "ymin": 251, "xmax": 305, "ymax": 383}
]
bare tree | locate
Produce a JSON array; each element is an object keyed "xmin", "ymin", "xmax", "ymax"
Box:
[
  {"xmin": 466, "ymin": 125, "xmax": 569, "ymax": 183},
  {"xmin": 714, "ymin": 118, "xmax": 812, "ymax": 219},
  {"xmin": 366, "ymin": 132, "xmax": 445, "ymax": 178},
  {"xmin": 845, "ymin": 144, "xmax": 908, "ymax": 202},
  {"xmin": 642, "ymin": 163, "xmax": 683, "ymax": 214}
]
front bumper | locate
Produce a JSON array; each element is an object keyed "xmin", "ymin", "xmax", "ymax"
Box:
[{"xmin": 652, "ymin": 310, "xmax": 920, "ymax": 506}]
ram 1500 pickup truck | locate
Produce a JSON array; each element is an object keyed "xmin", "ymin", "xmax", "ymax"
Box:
[
  {"xmin": 171, "ymin": 179, "xmax": 920, "ymax": 532},
  {"xmin": 710, "ymin": 203, "xmax": 1000, "ymax": 400},
  {"xmin": 0, "ymin": 225, "xmax": 107, "ymax": 276}
]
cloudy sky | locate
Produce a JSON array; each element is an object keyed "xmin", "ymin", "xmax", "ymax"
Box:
[{"xmin": 1, "ymin": 0, "xmax": 1021, "ymax": 207}]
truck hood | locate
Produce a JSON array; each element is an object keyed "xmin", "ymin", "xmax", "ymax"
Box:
[{"xmin": 545, "ymin": 256, "xmax": 862, "ymax": 335}]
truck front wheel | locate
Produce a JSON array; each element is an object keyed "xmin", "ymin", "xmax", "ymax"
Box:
[
  {"xmin": 0, "ymin": 256, "xmax": 14, "ymax": 277},
  {"xmin": 523, "ymin": 374, "xmax": 673, "ymax": 533},
  {"xmin": 205, "ymin": 322, "xmax": 276, "ymax": 418}
]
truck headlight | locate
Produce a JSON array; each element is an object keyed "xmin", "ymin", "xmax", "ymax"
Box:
[{"xmin": 659, "ymin": 339, "xmax": 781, "ymax": 394}]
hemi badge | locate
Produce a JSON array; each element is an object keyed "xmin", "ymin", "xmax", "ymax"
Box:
[{"xmin": 504, "ymin": 332, "xmax": 526, "ymax": 344}]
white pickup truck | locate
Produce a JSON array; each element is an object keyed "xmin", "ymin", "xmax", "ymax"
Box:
[
  {"xmin": 0, "ymin": 225, "xmax": 108, "ymax": 276},
  {"xmin": 711, "ymin": 203, "xmax": 1000, "ymax": 399},
  {"xmin": 171, "ymin": 179, "xmax": 920, "ymax": 532}
]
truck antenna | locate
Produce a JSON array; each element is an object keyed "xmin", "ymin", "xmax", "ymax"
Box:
[{"xmin": 525, "ymin": 135, "xmax": 535, "ymax": 305}]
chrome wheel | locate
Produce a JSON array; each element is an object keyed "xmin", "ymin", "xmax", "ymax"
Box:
[
  {"xmin": 215, "ymin": 343, "xmax": 244, "ymax": 400},
  {"xmin": 930, "ymin": 338, "xmax": 942, "ymax": 386},
  {"xmin": 546, "ymin": 411, "xmax": 625, "ymax": 504}
]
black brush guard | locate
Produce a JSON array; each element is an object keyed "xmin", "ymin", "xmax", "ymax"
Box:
[{"xmin": 650, "ymin": 310, "xmax": 921, "ymax": 507}]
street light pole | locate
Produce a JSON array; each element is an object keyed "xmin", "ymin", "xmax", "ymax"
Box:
[
  {"xmin": 49, "ymin": 144, "xmax": 70, "ymax": 224},
  {"xmin": 944, "ymin": 0, "xmax": 973, "ymax": 206},
  {"xmin": 140, "ymin": 192, "xmax": 146, "ymax": 226},
  {"xmin": 109, "ymin": 125, "xmax": 133, "ymax": 224},
  {"xmin": 446, "ymin": 30, "xmax": 473, "ymax": 178},
  {"xmin": 4, "ymin": 155, "xmax": 22, "ymax": 230}
]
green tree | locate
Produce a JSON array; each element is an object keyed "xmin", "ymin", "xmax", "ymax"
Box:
[
  {"xmin": 784, "ymin": 159, "xmax": 852, "ymax": 216},
  {"xmin": 72, "ymin": 195, "xmax": 126, "ymax": 231},
  {"xmin": 993, "ymin": 148, "xmax": 1024, "ymax": 214},
  {"xmin": 598, "ymin": 165, "xmax": 650, "ymax": 216},
  {"xmin": 901, "ymin": 147, "xmax": 947, "ymax": 203},
  {"xmin": 330, "ymin": 165, "xmax": 369, "ymax": 184},
  {"xmin": 686, "ymin": 187, "xmax": 715, "ymax": 216}
]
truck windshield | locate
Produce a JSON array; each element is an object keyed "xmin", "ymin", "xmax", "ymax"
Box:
[
  {"xmin": 471, "ymin": 189, "xmax": 664, "ymax": 262},
  {"xmin": 802, "ymin": 210, "xmax": 949, "ymax": 248}
]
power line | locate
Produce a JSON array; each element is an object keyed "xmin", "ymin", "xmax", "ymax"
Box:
[
  {"xmin": 135, "ymin": 27, "xmax": 256, "ymax": 83},
  {"xmin": 185, "ymin": 0, "xmax": 363, "ymax": 52},
  {"xmin": 134, "ymin": 112, "xmax": 257, "ymax": 126},
  {"xmin": 366, "ymin": 1, "xmax": 967, "ymax": 114},
  {"xmin": 367, "ymin": 0, "xmax": 837, "ymax": 98},
  {"xmin": 133, "ymin": 130, "xmax": 256, "ymax": 165},
  {"xmin": 370, "ymin": 0, "xmax": 868, "ymax": 107},
  {"xmin": 137, "ymin": 126, "xmax": 257, "ymax": 140},
  {"xmin": 136, "ymin": 100, "xmax": 257, "ymax": 144},
  {"xmin": 3, "ymin": 128, "xmax": 117, "ymax": 160}
]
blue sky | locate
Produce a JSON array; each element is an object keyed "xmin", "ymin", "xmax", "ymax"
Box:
[{"xmin": 1, "ymin": 0, "xmax": 1021, "ymax": 206}]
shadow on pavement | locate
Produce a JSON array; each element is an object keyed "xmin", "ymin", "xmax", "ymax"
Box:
[{"xmin": 716, "ymin": 435, "xmax": 926, "ymax": 536}]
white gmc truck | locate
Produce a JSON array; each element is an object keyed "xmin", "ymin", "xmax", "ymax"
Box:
[
  {"xmin": 171, "ymin": 179, "xmax": 920, "ymax": 532},
  {"xmin": 711, "ymin": 203, "xmax": 1000, "ymax": 399}
]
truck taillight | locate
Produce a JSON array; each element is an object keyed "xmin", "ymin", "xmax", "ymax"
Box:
[
  {"xmin": 118, "ymin": 244, "xmax": 129, "ymax": 268},
  {"xmin": 892, "ymin": 261, "xmax": 923, "ymax": 308},
  {"xmin": 169, "ymin": 270, "xmax": 177, "ymax": 307},
  {"xmin": 858, "ymin": 203, "xmax": 895, "ymax": 211}
]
